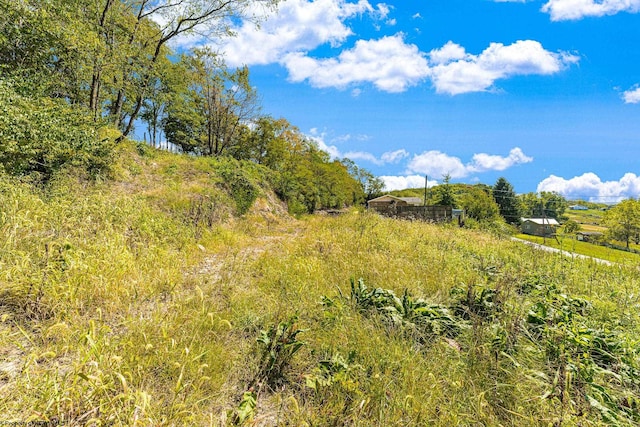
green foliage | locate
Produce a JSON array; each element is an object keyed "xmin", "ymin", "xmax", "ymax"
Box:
[
  {"xmin": 215, "ymin": 157, "xmax": 263, "ymax": 215},
  {"xmin": 0, "ymin": 79, "xmax": 113, "ymax": 180},
  {"xmin": 450, "ymin": 283, "xmax": 502, "ymax": 321},
  {"xmin": 493, "ymin": 177, "xmax": 521, "ymax": 224},
  {"xmin": 253, "ymin": 315, "xmax": 306, "ymax": 389},
  {"xmin": 305, "ymin": 351, "xmax": 361, "ymax": 391},
  {"xmin": 230, "ymin": 391, "xmax": 257, "ymax": 426},
  {"xmin": 347, "ymin": 278, "xmax": 465, "ymax": 340},
  {"xmin": 163, "ymin": 51, "xmax": 258, "ymax": 156},
  {"xmin": 431, "ymin": 174, "xmax": 457, "ymax": 207},
  {"xmin": 269, "ymin": 136, "xmax": 364, "ymax": 214},
  {"xmin": 519, "ymin": 191, "xmax": 569, "ymax": 221},
  {"xmin": 522, "ymin": 281, "xmax": 640, "ymax": 424},
  {"xmin": 341, "ymin": 158, "xmax": 384, "ymax": 201},
  {"xmin": 603, "ymin": 199, "xmax": 640, "ymax": 249},
  {"xmin": 458, "ymin": 184, "xmax": 501, "ymax": 222},
  {"xmin": 562, "ymin": 219, "xmax": 581, "ymax": 234}
]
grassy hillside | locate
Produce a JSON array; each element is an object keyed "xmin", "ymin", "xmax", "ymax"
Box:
[
  {"xmin": 2, "ymin": 147, "xmax": 640, "ymax": 426},
  {"xmin": 516, "ymin": 233, "xmax": 640, "ymax": 264},
  {"xmin": 565, "ymin": 207, "xmax": 608, "ymax": 233}
]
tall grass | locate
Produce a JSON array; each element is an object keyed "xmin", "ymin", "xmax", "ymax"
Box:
[{"xmin": 1, "ymin": 146, "xmax": 639, "ymax": 425}]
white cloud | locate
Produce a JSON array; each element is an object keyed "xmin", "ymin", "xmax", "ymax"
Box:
[
  {"xmin": 468, "ymin": 147, "xmax": 533, "ymax": 172},
  {"xmin": 282, "ymin": 34, "xmax": 430, "ymax": 92},
  {"xmin": 308, "ymin": 129, "xmax": 407, "ymax": 165},
  {"xmin": 537, "ymin": 172, "xmax": 640, "ymax": 202},
  {"xmin": 494, "ymin": 0, "xmax": 640, "ymax": 20},
  {"xmin": 214, "ymin": 1, "xmax": 576, "ymax": 95},
  {"xmin": 308, "ymin": 128, "xmax": 342, "ymax": 159},
  {"xmin": 343, "ymin": 151, "xmax": 380, "ymax": 163},
  {"xmin": 428, "ymin": 40, "xmax": 579, "ymax": 95},
  {"xmin": 542, "ymin": 0, "xmax": 640, "ymax": 21},
  {"xmin": 407, "ymin": 147, "xmax": 533, "ymax": 178},
  {"xmin": 623, "ymin": 85, "xmax": 640, "ymax": 104},
  {"xmin": 541, "ymin": 0, "xmax": 640, "ymax": 21},
  {"xmin": 429, "ymin": 41, "xmax": 468, "ymax": 65},
  {"xmin": 375, "ymin": 3, "xmax": 392, "ymax": 19},
  {"xmin": 219, "ymin": 0, "xmax": 377, "ymax": 67},
  {"xmin": 380, "ymin": 175, "xmax": 434, "ymax": 191},
  {"xmin": 341, "ymin": 149, "xmax": 409, "ymax": 165},
  {"xmin": 381, "ymin": 149, "xmax": 409, "ymax": 163},
  {"xmin": 407, "ymin": 151, "xmax": 469, "ymax": 178}
]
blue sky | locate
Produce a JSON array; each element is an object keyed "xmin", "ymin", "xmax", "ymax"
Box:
[{"xmin": 179, "ymin": 0, "xmax": 640, "ymax": 202}]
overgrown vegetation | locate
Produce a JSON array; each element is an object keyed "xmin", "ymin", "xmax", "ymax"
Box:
[
  {"xmin": 0, "ymin": 79, "xmax": 114, "ymax": 181},
  {"xmin": 2, "ymin": 150, "xmax": 640, "ymax": 425},
  {"xmin": 2, "ymin": 3, "xmax": 640, "ymax": 424}
]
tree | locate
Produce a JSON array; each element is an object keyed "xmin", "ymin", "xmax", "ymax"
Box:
[
  {"xmin": 193, "ymin": 50, "xmax": 259, "ymax": 156},
  {"xmin": 561, "ymin": 219, "xmax": 581, "ymax": 235},
  {"xmin": 232, "ymin": 116, "xmax": 293, "ymax": 169},
  {"xmin": 493, "ymin": 177, "xmax": 520, "ymax": 224},
  {"xmin": 0, "ymin": 79, "xmax": 112, "ymax": 180},
  {"xmin": 2, "ymin": 0, "xmax": 277, "ymax": 139},
  {"xmin": 140, "ymin": 57, "xmax": 185, "ymax": 147},
  {"xmin": 458, "ymin": 185, "xmax": 500, "ymax": 221},
  {"xmin": 432, "ymin": 174, "xmax": 457, "ymax": 207},
  {"xmin": 162, "ymin": 51, "xmax": 259, "ymax": 156},
  {"xmin": 113, "ymin": 0, "xmax": 276, "ymax": 140},
  {"xmin": 519, "ymin": 191, "xmax": 568, "ymax": 221},
  {"xmin": 340, "ymin": 158, "xmax": 384, "ymax": 203},
  {"xmin": 603, "ymin": 199, "xmax": 640, "ymax": 250}
]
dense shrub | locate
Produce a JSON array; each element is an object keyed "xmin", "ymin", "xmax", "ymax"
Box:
[
  {"xmin": 0, "ymin": 79, "xmax": 114, "ymax": 181},
  {"xmin": 215, "ymin": 157, "xmax": 266, "ymax": 215}
]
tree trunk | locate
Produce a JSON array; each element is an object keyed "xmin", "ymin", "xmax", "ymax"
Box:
[{"xmin": 89, "ymin": 68, "xmax": 101, "ymax": 116}]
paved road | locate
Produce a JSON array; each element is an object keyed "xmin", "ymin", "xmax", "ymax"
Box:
[{"xmin": 511, "ymin": 237, "xmax": 614, "ymax": 266}]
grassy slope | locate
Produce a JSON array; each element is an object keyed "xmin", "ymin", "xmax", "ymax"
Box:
[
  {"xmin": 2, "ymin": 146, "xmax": 640, "ymax": 426},
  {"xmin": 515, "ymin": 233, "xmax": 640, "ymax": 264},
  {"xmin": 566, "ymin": 208, "xmax": 607, "ymax": 233},
  {"xmin": 519, "ymin": 208, "xmax": 640, "ymax": 260}
]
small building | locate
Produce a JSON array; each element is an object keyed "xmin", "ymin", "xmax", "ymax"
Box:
[
  {"xmin": 367, "ymin": 195, "xmax": 452, "ymax": 222},
  {"xmin": 452, "ymin": 209, "xmax": 465, "ymax": 220},
  {"xmin": 521, "ymin": 218, "xmax": 560, "ymax": 237},
  {"xmin": 576, "ymin": 231, "xmax": 604, "ymax": 243},
  {"xmin": 569, "ymin": 205, "xmax": 588, "ymax": 210},
  {"xmin": 367, "ymin": 195, "xmax": 424, "ymax": 210}
]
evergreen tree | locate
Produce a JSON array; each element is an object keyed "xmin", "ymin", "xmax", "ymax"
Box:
[
  {"xmin": 492, "ymin": 177, "xmax": 520, "ymax": 224},
  {"xmin": 433, "ymin": 174, "xmax": 457, "ymax": 207}
]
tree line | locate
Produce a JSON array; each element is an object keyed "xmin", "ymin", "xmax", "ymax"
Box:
[
  {"xmin": 0, "ymin": 0, "xmax": 383, "ymax": 213},
  {"xmin": 434, "ymin": 177, "xmax": 639, "ymax": 251},
  {"xmin": 393, "ymin": 175, "xmax": 639, "ymax": 248}
]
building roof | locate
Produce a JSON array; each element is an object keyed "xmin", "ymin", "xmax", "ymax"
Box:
[
  {"xmin": 521, "ymin": 218, "xmax": 560, "ymax": 226},
  {"xmin": 367, "ymin": 195, "xmax": 423, "ymax": 205}
]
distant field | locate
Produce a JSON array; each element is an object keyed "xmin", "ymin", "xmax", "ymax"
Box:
[
  {"xmin": 565, "ymin": 208, "xmax": 607, "ymax": 232},
  {"xmin": 564, "ymin": 207, "xmax": 640, "ymax": 252},
  {"xmin": 515, "ymin": 233, "xmax": 640, "ymax": 264}
]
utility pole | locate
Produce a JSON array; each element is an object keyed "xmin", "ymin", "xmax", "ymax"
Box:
[
  {"xmin": 424, "ymin": 175, "xmax": 428, "ymax": 206},
  {"xmin": 542, "ymin": 198, "xmax": 547, "ymax": 245}
]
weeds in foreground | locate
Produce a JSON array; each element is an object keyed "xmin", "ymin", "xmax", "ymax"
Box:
[
  {"xmin": 251, "ymin": 315, "xmax": 306, "ymax": 391},
  {"xmin": 346, "ymin": 277, "xmax": 465, "ymax": 341}
]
